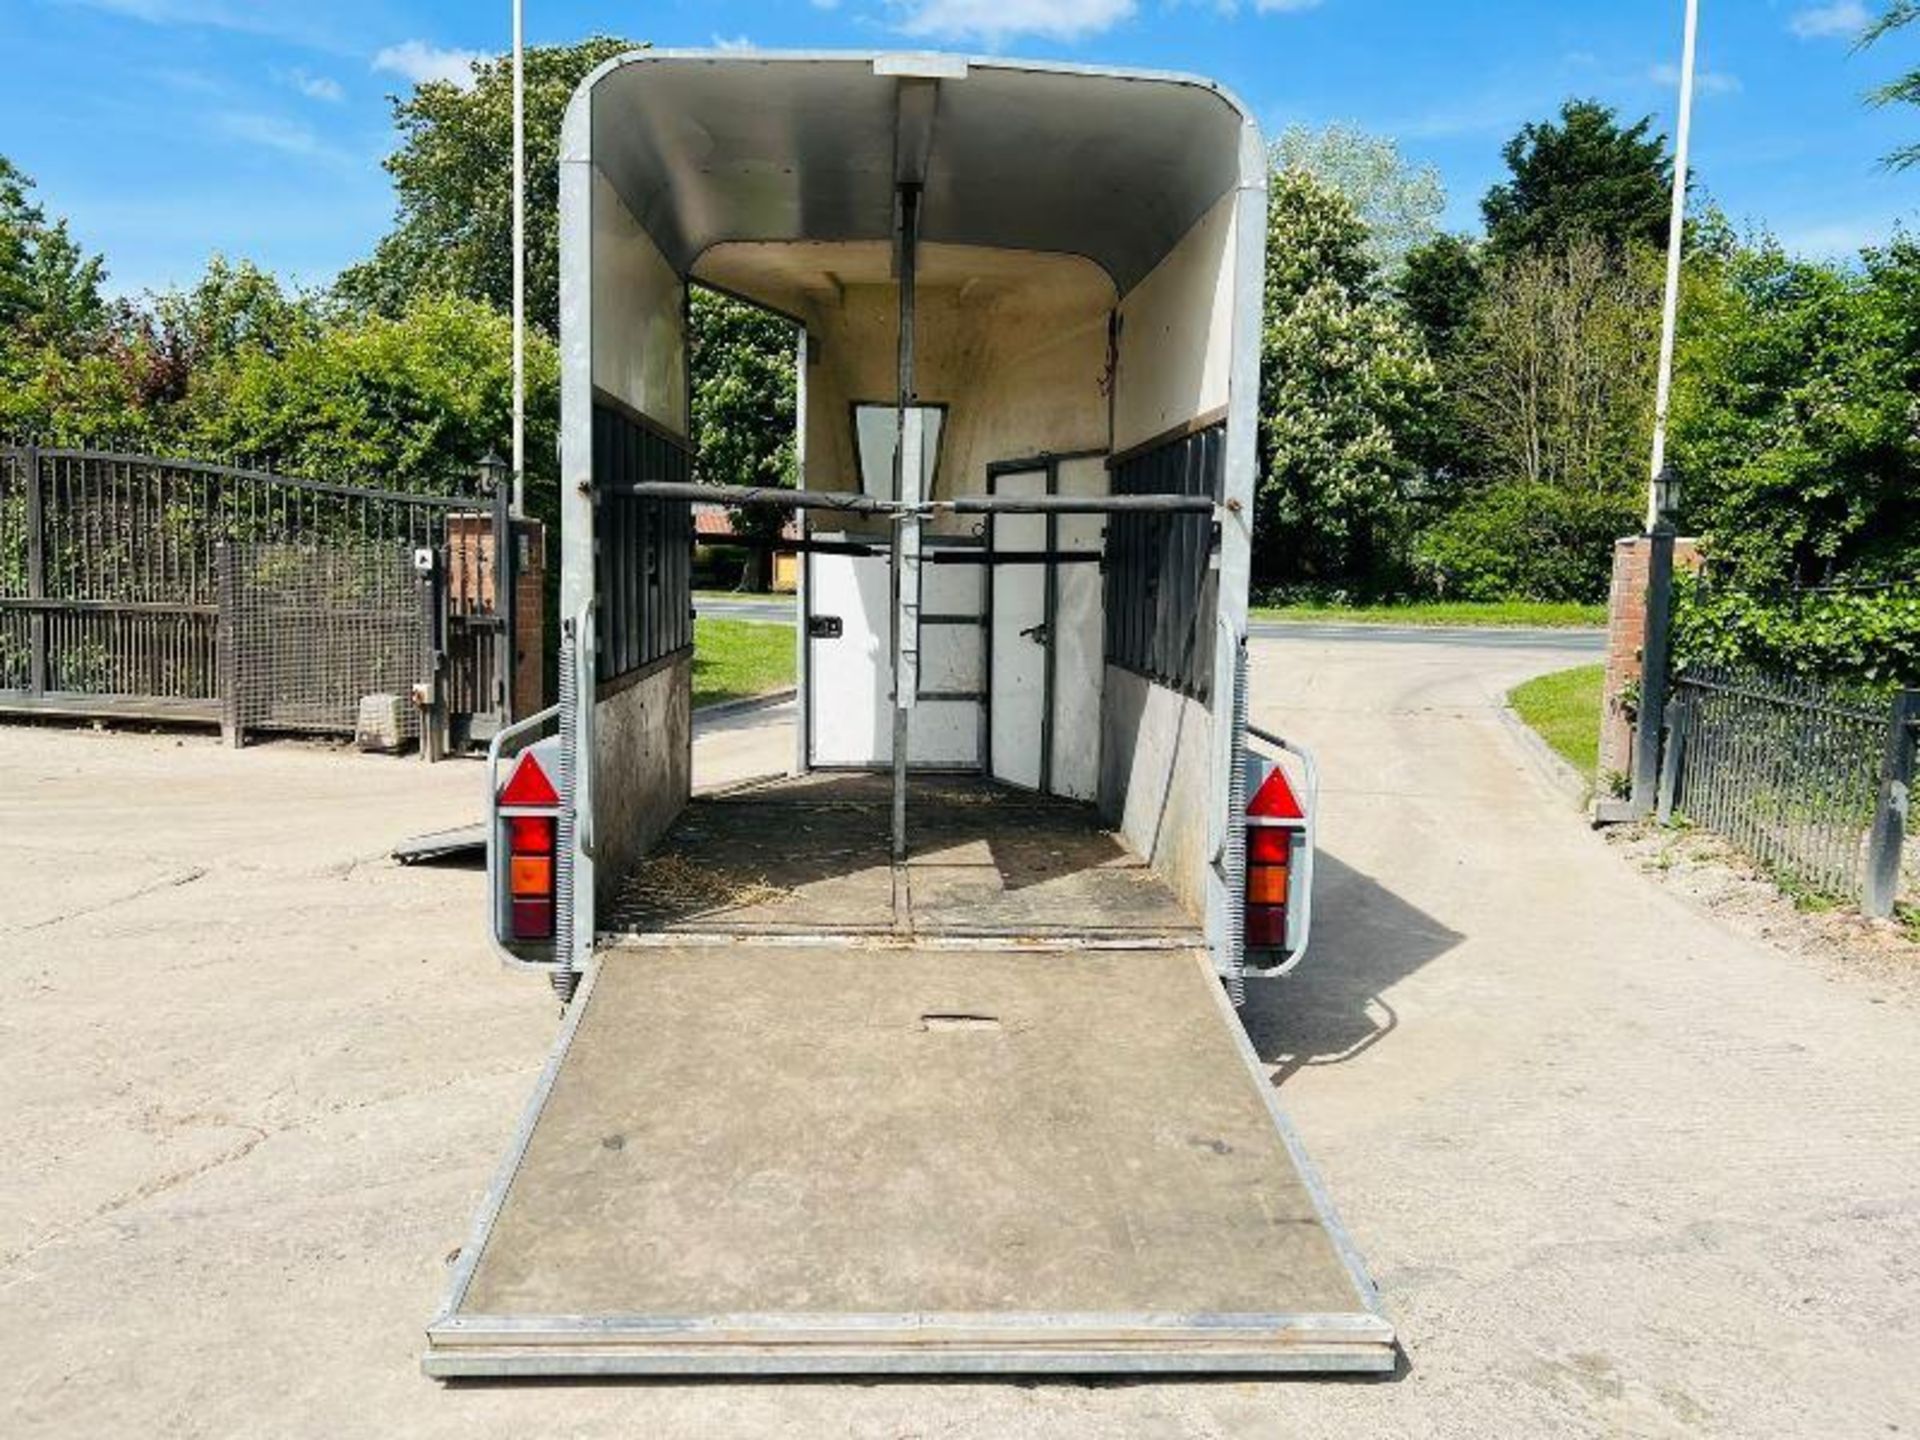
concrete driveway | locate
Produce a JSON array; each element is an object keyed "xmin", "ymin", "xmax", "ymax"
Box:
[{"xmin": 3, "ymin": 632, "xmax": 1915, "ymax": 1438}]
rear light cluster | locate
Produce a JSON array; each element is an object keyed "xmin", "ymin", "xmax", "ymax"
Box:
[
  {"xmin": 500, "ymin": 750, "xmax": 560, "ymax": 943},
  {"xmin": 1245, "ymin": 764, "xmax": 1303, "ymax": 955}
]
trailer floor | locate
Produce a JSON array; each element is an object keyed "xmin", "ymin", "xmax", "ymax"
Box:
[
  {"xmin": 425, "ymin": 943, "xmax": 1392, "ymax": 1376},
  {"xmin": 603, "ymin": 774, "xmax": 1200, "ymax": 940}
]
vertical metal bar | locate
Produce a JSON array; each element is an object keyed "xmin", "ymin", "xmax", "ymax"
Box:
[
  {"xmin": 890, "ymin": 183, "xmax": 920, "ymax": 863},
  {"xmin": 1630, "ymin": 523, "xmax": 1676, "ymax": 815},
  {"xmin": 493, "ymin": 463, "xmax": 515, "ymax": 725},
  {"xmin": 418, "ymin": 557, "xmax": 444, "ymax": 762},
  {"xmin": 24, "ymin": 444, "xmax": 46, "ymax": 695},
  {"xmin": 982, "ymin": 469, "xmax": 997, "ymax": 780},
  {"xmin": 1039, "ymin": 457, "xmax": 1058, "ymax": 795},
  {"xmin": 218, "ymin": 540, "xmax": 240, "ymax": 747},
  {"xmin": 1657, "ymin": 684, "xmax": 1691, "ymax": 826},
  {"xmin": 1864, "ymin": 690, "xmax": 1918, "ymax": 919}
]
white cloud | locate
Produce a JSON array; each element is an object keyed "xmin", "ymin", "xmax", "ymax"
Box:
[
  {"xmin": 287, "ymin": 68, "xmax": 343, "ymax": 102},
  {"xmin": 712, "ymin": 34, "xmax": 757, "ymax": 52},
  {"xmin": 1778, "ymin": 218, "xmax": 1888, "ymax": 257},
  {"xmin": 62, "ymin": 0, "xmax": 344, "ymax": 50},
  {"xmin": 373, "ymin": 40, "xmax": 486, "ymax": 91},
  {"xmin": 1253, "ymin": 0, "xmax": 1323, "ymax": 11},
  {"xmin": 1790, "ymin": 2, "xmax": 1870, "ymax": 40},
  {"xmin": 893, "ymin": 0, "xmax": 1137, "ymax": 44},
  {"xmin": 212, "ymin": 111, "xmax": 349, "ymax": 165},
  {"xmin": 1649, "ymin": 62, "xmax": 1742, "ymax": 96},
  {"xmin": 68, "ymin": 0, "xmax": 263, "ymax": 26}
]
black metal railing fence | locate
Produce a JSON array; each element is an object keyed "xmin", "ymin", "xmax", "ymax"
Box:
[{"xmin": 1663, "ymin": 665, "xmax": 1917, "ymax": 915}]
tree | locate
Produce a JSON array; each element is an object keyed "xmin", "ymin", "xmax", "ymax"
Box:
[
  {"xmin": 337, "ymin": 36, "xmax": 634, "ymax": 336},
  {"xmin": 689, "ymin": 288, "xmax": 797, "ymax": 588},
  {"xmin": 1255, "ymin": 169, "xmax": 1436, "ymax": 597},
  {"xmin": 336, "ymin": 34, "xmax": 799, "ymax": 555},
  {"xmin": 113, "ymin": 256, "xmax": 318, "ymax": 411},
  {"xmin": 1397, "ymin": 233, "xmax": 1486, "ymax": 485},
  {"xmin": 190, "ymin": 292, "xmax": 557, "ymax": 495},
  {"xmin": 1269, "ymin": 124, "xmax": 1446, "ymax": 275},
  {"xmin": 1414, "ymin": 483, "xmax": 1638, "ymax": 602},
  {"xmin": 1447, "ymin": 236, "xmax": 1660, "ymax": 500},
  {"xmin": 1482, "ymin": 100, "xmax": 1672, "ymax": 259},
  {"xmin": 1398, "ymin": 234, "xmax": 1484, "ymax": 358},
  {"xmin": 1865, "ymin": 1, "xmax": 1920, "ymax": 168},
  {"xmin": 0, "ymin": 155, "xmax": 108, "ymax": 360},
  {"xmin": 1669, "ymin": 236, "xmax": 1920, "ymax": 590}
]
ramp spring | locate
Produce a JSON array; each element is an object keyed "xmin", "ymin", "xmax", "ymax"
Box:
[
  {"xmin": 1223, "ymin": 636, "xmax": 1251, "ymax": 1006},
  {"xmin": 551, "ymin": 617, "xmax": 579, "ymax": 1005}
]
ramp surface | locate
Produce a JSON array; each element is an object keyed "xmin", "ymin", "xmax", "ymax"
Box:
[{"xmin": 426, "ymin": 944, "xmax": 1393, "ymax": 1376}]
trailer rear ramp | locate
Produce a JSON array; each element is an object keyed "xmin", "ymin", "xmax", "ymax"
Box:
[{"xmin": 425, "ymin": 944, "xmax": 1394, "ymax": 1377}]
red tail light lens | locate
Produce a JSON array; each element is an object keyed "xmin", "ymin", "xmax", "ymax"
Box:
[
  {"xmin": 506, "ymin": 814, "xmax": 557, "ymax": 941},
  {"xmin": 508, "ymin": 816, "xmax": 554, "ymax": 854},
  {"xmin": 511, "ymin": 899, "xmax": 554, "ymax": 941},
  {"xmin": 1248, "ymin": 827, "xmax": 1292, "ymax": 864},
  {"xmin": 1246, "ymin": 905, "xmax": 1286, "ymax": 948}
]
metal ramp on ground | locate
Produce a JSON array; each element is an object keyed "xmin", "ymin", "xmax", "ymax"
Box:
[{"xmin": 424, "ymin": 943, "xmax": 1394, "ymax": 1377}]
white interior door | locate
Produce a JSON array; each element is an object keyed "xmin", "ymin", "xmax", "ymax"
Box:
[
  {"xmin": 807, "ymin": 540, "xmax": 983, "ymax": 770},
  {"xmin": 806, "ymin": 545, "xmax": 891, "ymax": 767},
  {"xmin": 989, "ymin": 470, "xmax": 1048, "ymax": 790}
]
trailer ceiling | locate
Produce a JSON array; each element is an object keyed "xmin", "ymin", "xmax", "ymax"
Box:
[{"xmin": 585, "ymin": 54, "xmax": 1251, "ymax": 296}]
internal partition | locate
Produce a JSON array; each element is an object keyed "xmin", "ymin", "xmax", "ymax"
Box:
[{"xmin": 558, "ymin": 52, "xmax": 1265, "ymax": 963}]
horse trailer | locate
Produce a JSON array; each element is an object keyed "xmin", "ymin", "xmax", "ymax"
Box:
[{"xmin": 426, "ymin": 49, "xmax": 1394, "ymax": 1378}]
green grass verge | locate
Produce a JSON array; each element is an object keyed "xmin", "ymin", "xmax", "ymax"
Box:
[
  {"xmin": 1508, "ymin": 663, "xmax": 1605, "ymax": 782},
  {"xmin": 692, "ymin": 618, "xmax": 795, "ymax": 710},
  {"xmin": 1251, "ymin": 600, "xmax": 1606, "ymax": 629}
]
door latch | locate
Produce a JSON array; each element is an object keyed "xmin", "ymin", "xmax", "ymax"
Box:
[
  {"xmin": 1019, "ymin": 622, "xmax": 1050, "ymax": 645},
  {"xmin": 808, "ymin": 615, "xmax": 844, "ymax": 639}
]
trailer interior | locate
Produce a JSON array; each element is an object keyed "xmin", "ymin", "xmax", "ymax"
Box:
[{"xmin": 427, "ymin": 51, "xmax": 1395, "ymax": 1378}]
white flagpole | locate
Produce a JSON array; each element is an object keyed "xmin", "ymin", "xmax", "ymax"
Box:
[
  {"xmin": 1647, "ymin": 0, "xmax": 1698, "ymax": 532},
  {"xmin": 510, "ymin": 0, "xmax": 526, "ymax": 517}
]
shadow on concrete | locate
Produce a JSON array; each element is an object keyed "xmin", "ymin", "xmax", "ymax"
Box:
[{"xmin": 1240, "ymin": 849, "xmax": 1463, "ymax": 1088}]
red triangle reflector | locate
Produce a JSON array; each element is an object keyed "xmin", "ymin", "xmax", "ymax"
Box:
[
  {"xmin": 1248, "ymin": 765, "xmax": 1303, "ymax": 821},
  {"xmin": 500, "ymin": 751, "xmax": 559, "ymax": 807}
]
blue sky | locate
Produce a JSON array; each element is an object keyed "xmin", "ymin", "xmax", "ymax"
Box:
[{"xmin": 2, "ymin": 0, "xmax": 1915, "ymax": 297}]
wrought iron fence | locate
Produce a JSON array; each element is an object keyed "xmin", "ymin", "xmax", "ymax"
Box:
[
  {"xmin": 0, "ymin": 444, "xmax": 508, "ymax": 743},
  {"xmin": 1665, "ymin": 667, "xmax": 1915, "ymax": 912}
]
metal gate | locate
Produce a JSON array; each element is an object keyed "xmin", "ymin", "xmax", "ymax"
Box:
[
  {"xmin": 222, "ymin": 542, "xmax": 429, "ymax": 744},
  {"xmin": 0, "ymin": 444, "xmax": 512, "ymax": 746}
]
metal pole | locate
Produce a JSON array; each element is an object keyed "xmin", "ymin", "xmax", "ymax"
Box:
[
  {"xmin": 1656, "ymin": 682, "xmax": 1692, "ymax": 825},
  {"xmin": 494, "ymin": 468, "xmax": 516, "ymax": 726},
  {"xmin": 1864, "ymin": 690, "xmax": 1918, "ymax": 919},
  {"xmin": 600, "ymin": 479, "xmax": 1213, "ymax": 515},
  {"xmin": 1646, "ymin": 0, "xmax": 1699, "ymax": 533},
  {"xmin": 1630, "ymin": 520, "xmax": 1677, "ymax": 816},
  {"xmin": 510, "ymin": 0, "xmax": 527, "ymax": 519},
  {"xmin": 890, "ymin": 185, "xmax": 920, "ymax": 864},
  {"xmin": 23, "ymin": 444, "xmax": 46, "ymax": 696}
]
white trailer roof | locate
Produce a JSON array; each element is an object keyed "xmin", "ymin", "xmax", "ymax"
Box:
[{"xmin": 572, "ymin": 51, "xmax": 1259, "ymax": 295}]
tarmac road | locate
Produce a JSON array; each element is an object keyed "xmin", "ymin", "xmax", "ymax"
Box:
[
  {"xmin": 695, "ymin": 592, "xmax": 1608, "ymax": 653},
  {"xmin": 2, "ymin": 628, "xmax": 1914, "ymax": 1438}
]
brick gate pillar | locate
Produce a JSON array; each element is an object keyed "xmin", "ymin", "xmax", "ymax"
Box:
[{"xmin": 1598, "ymin": 534, "xmax": 1702, "ymax": 794}]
